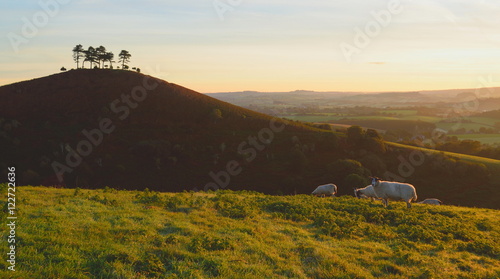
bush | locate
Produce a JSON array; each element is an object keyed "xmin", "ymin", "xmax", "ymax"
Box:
[
  {"xmin": 458, "ymin": 238, "xmax": 499, "ymax": 258},
  {"xmin": 188, "ymin": 235, "xmax": 232, "ymax": 253},
  {"xmin": 135, "ymin": 188, "xmax": 163, "ymax": 205},
  {"xmin": 164, "ymin": 196, "xmax": 184, "ymax": 211},
  {"xmin": 265, "ymin": 200, "xmax": 313, "ymax": 221},
  {"xmin": 312, "ymin": 211, "xmax": 364, "ymax": 238},
  {"xmin": 134, "ymin": 253, "xmax": 166, "ymax": 278},
  {"xmin": 213, "ymin": 194, "xmax": 256, "ymax": 219}
]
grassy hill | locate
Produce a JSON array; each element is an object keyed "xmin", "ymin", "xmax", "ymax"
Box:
[
  {"xmin": 1, "ymin": 69, "xmax": 499, "ymax": 209},
  {"xmin": 1, "ymin": 186, "xmax": 498, "ymax": 278},
  {"xmin": 387, "ymin": 142, "xmax": 500, "ymax": 167},
  {"xmin": 0, "ymin": 69, "xmax": 329, "ymax": 191}
]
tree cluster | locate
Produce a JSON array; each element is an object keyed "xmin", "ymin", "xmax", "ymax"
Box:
[{"xmin": 72, "ymin": 44, "xmax": 131, "ymax": 70}]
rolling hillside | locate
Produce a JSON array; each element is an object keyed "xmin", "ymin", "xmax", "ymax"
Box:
[
  {"xmin": 0, "ymin": 69, "xmax": 498, "ymax": 209},
  {"xmin": 0, "ymin": 69, "xmax": 329, "ymax": 192},
  {"xmin": 0, "ymin": 186, "xmax": 498, "ymax": 278}
]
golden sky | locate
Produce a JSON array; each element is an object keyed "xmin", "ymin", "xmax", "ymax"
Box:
[{"xmin": 2, "ymin": 0, "xmax": 500, "ymax": 93}]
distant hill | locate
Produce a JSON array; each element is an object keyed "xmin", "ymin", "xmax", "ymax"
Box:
[
  {"xmin": 1, "ymin": 69, "xmax": 498, "ymax": 208},
  {"xmin": 474, "ymin": 109, "xmax": 500, "ymax": 119},
  {"xmin": 207, "ymin": 88, "xmax": 500, "ymax": 108}
]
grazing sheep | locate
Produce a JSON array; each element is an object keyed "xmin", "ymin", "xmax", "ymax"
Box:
[
  {"xmin": 311, "ymin": 184, "xmax": 337, "ymax": 197},
  {"xmin": 353, "ymin": 185, "xmax": 381, "ymax": 201},
  {"xmin": 417, "ymin": 198, "xmax": 442, "ymax": 205},
  {"xmin": 371, "ymin": 177, "xmax": 417, "ymax": 208}
]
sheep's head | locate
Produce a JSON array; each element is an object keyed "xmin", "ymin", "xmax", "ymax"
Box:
[{"xmin": 370, "ymin": 177, "xmax": 380, "ymax": 187}]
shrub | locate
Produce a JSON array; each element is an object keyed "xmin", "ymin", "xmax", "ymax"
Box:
[
  {"xmin": 312, "ymin": 211, "xmax": 364, "ymax": 238},
  {"xmin": 88, "ymin": 195, "xmax": 118, "ymax": 206},
  {"xmin": 164, "ymin": 196, "xmax": 184, "ymax": 211},
  {"xmin": 133, "ymin": 253, "xmax": 166, "ymax": 278},
  {"xmin": 458, "ymin": 238, "xmax": 499, "ymax": 258},
  {"xmin": 213, "ymin": 194, "xmax": 255, "ymax": 219},
  {"xmin": 396, "ymin": 224, "xmax": 443, "ymax": 244},
  {"xmin": 265, "ymin": 200, "xmax": 313, "ymax": 221},
  {"xmin": 135, "ymin": 188, "xmax": 163, "ymax": 205},
  {"xmin": 188, "ymin": 235, "xmax": 232, "ymax": 253}
]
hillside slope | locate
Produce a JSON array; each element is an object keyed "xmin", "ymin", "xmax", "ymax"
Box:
[
  {"xmin": 0, "ymin": 69, "xmax": 332, "ymax": 192},
  {"xmin": 0, "ymin": 69, "xmax": 498, "ymax": 209},
  {"xmin": 1, "ymin": 186, "xmax": 498, "ymax": 278}
]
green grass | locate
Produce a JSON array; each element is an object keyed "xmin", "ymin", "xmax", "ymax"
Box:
[
  {"xmin": 436, "ymin": 122, "xmax": 495, "ymax": 132},
  {"xmin": 1, "ymin": 186, "xmax": 499, "ymax": 278},
  {"xmin": 448, "ymin": 134, "xmax": 500, "ymax": 145},
  {"xmin": 380, "ymin": 110, "xmax": 418, "ymax": 116},
  {"xmin": 387, "ymin": 142, "xmax": 500, "ymax": 167}
]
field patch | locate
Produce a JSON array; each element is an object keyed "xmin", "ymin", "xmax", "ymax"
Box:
[{"xmin": 449, "ymin": 134, "xmax": 500, "ymax": 145}]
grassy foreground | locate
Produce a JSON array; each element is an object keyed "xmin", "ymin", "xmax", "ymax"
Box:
[{"xmin": 1, "ymin": 186, "xmax": 499, "ymax": 278}]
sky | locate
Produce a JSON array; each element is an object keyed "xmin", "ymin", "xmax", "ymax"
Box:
[{"xmin": 1, "ymin": 0, "xmax": 500, "ymax": 93}]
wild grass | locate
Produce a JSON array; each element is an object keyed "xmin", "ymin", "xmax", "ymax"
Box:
[
  {"xmin": 387, "ymin": 142, "xmax": 500, "ymax": 167},
  {"xmin": 1, "ymin": 186, "xmax": 499, "ymax": 278}
]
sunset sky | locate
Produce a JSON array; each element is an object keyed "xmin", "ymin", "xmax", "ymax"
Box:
[{"xmin": 1, "ymin": 0, "xmax": 500, "ymax": 93}]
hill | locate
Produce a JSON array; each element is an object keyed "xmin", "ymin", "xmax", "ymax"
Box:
[
  {"xmin": 0, "ymin": 69, "xmax": 331, "ymax": 192},
  {"xmin": 1, "ymin": 186, "xmax": 498, "ymax": 278},
  {"xmin": 0, "ymin": 69, "xmax": 498, "ymax": 209},
  {"xmin": 207, "ymin": 88, "xmax": 500, "ymax": 108}
]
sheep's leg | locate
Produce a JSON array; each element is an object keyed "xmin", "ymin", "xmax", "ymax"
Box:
[
  {"xmin": 406, "ymin": 201, "xmax": 412, "ymax": 208},
  {"xmin": 382, "ymin": 199, "xmax": 388, "ymax": 207}
]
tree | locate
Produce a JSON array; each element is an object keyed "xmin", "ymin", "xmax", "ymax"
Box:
[
  {"xmin": 103, "ymin": 51, "xmax": 114, "ymax": 68},
  {"xmin": 118, "ymin": 50, "xmax": 131, "ymax": 69},
  {"xmin": 83, "ymin": 46, "xmax": 97, "ymax": 69},
  {"xmin": 210, "ymin": 109, "xmax": 223, "ymax": 122},
  {"xmin": 96, "ymin": 45, "xmax": 107, "ymax": 68},
  {"xmin": 72, "ymin": 44, "xmax": 84, "ymax": 68},
  {"xmin": 344, "ymin": 173, "xmax": 368, "ymax": 189},
  {"xmin": 347, "ymin": 125, "xmax": 364, "ymax": 144}
]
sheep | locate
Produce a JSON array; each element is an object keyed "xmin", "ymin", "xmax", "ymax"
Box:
[
  {"xmin": 370, "ymin": 177, "xmax": 417, "ymax": 208},
  {"xmin": 311, "ymin": 183, "xmax": 337, "ymax": 197},
  {"xmin": 417, "ymin": 198, "xmax": 442, "ymax": 205},
  {"xmin": 353, "ymin": 185, "xmax": 381, "ymax": 201}
]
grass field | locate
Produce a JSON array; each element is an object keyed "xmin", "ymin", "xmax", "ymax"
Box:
[
  {"xmin": 448, "ymin": 134, "xmax": 500, "ymax": 145},
  {"xmin": 386, "ymin": 142, "xmax": 500, "ymax": 167},
  {"xmin": 282, "ymin": 115, "xmax": 442, "ymax": 124},
  {"xmin": 282, "ymin": 110, "xmax": 498, "ymax": 134},
  {"xmin": 1, "ymin": 186, "xmax": 499, "ymax": 278}
]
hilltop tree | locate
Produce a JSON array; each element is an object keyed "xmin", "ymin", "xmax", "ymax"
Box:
[
  {"xmin": 72, "ymin": 44, "xmax": 84, "ymax": 69},
  {"xmin": 118, "ymin": 50, "xmax": 131, "ymax": 69},
  {"xmin": 83, "ymin": 46, "xmax": 97, "ymax": 69},
  {"xmin": 103, "ymin": 51, "xmax": 114, "ymax": 68},
  {"xmin": 96, "ymin": 46, "xmax": 107, "ymax": 68}
]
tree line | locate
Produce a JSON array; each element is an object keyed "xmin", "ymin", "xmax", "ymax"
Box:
[{"xmin": 72, "ymin": 44, "xmax": 132, "ymax": 70}]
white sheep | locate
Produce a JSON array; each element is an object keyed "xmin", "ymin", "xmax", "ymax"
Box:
[
  {"xmin": 417, "ymin": 198, "xmax": 442, "ymax": 205},
  {"xmin": 354, "ymin": 185, "xmax": 381, "ymax": 201},
  {"xmin": 311, "ymin": 184, "xmax": 337, "ymax": 197},
  {"xmin": 370, "ymin": 177, "xmax": 417, "ymax": 208}
]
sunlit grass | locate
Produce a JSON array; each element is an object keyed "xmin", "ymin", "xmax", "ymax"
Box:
[{"xmin": 0, "ymin": 186, "xmax": 498, "ymax": 278}]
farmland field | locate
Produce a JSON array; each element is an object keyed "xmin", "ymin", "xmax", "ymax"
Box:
[{"xmin": 448, "ymin": 134, "xmax": 500, "ymax": 145}]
